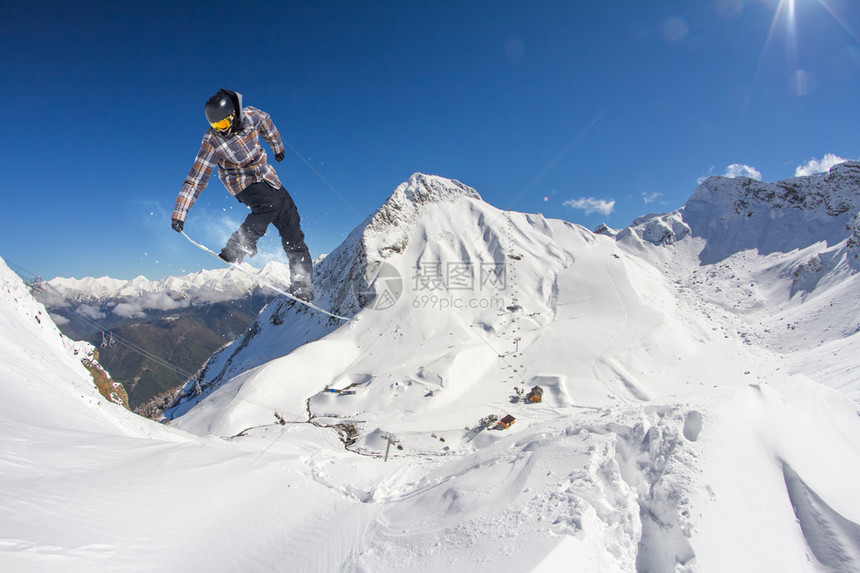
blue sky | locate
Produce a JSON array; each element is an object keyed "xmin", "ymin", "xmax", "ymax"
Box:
[{"xmin": 2, "ymin": 0, "xmax": 859, "ymax": 280}]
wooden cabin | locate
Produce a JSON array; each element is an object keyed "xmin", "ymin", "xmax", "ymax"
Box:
[{"xmin": 526, "ymin": 386, "xmax": 544, "ymax": 403}]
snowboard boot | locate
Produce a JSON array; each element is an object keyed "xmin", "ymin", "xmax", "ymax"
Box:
[
  {"xmin": 289, "ymin": 280, "xmax": 314, "ymax": 302},
  {"xmin": 219, "ymin": 245, "xmax": 254, "ymax": 264},
  {"xmin": 219, "ymin": 240, "xmax": 257, "ymax": 264},
  {"xmin": 221, "ymin": 227, "xmax": 259, "ymax": 264},
  {"xmin": 287, "ymin": 252, "xmax": 314, "ymax": 302}
]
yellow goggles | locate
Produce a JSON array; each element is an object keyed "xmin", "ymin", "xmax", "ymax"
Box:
[{"xmin": 210, "ymin": 114, "xmax": 234, "ymax": 132}]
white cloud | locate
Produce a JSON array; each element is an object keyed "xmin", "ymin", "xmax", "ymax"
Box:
[
  {"xmin": 185, "ymin": 286, "xmax": 252, "ymax": 305},
  {"xmin": 697, "ymin": 166, "xmax": 717, "ymax": 185},
  {"xmin": 724, "ymin": 164, "xmax": 762, "ymax": 180},
  {"xmin": 563, "ymin": 197, "xmax": 616, "ymax": 217},
  {"xmin": 795, "ymin": 154, "xmax": 848, "ymax": 177},
  {"xmin": 112, "ymin": 302, "xmax": 147, "ymax": 319},
  {"xmin": 75, "ymin": 304, "xmax": 105, "ymax": 320},
  {"xmin": 642, "ymin": 191, "xmax": 662, "ymax": 205},
  {"xmin": 140, "ymin": 292, "xmax": 188, "ymax": 312},
  {"xmin": 50, "ymin": 313, "xmax": 70, "ymax": 326}
]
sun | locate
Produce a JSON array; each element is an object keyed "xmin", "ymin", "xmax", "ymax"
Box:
[
  {"xmin": 767, "ymin": 0, "xmax": 860, "ymax": 47},
  {"xmin": 755, "ymin": 0, "xmax": 860, "ymax": 91},
  {"xmin": 760, "ymin": 0, "xmax": 798, "ymax": 66}
]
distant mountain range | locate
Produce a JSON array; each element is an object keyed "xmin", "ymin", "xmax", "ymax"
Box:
[{"xmin": 35, "ymin": 263, "xmax": 292, "ymax": 411}]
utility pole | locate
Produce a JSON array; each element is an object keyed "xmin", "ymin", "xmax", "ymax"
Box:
[{"xmin": 384, "ymin": 435, "xmax": 393, "ymax": 462}]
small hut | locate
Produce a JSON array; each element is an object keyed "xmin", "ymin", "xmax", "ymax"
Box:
[
  {"xmin": 497, "ymin": 414, "xmax": 516, "ymax": 430},
  {"xmin": 526, "ymin": 386, "xmax": 544, "ymax": 403}
]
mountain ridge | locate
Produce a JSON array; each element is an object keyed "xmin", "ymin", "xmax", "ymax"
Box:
[
  {"xmin": 615, "ymin": 160, "xmax": 860, "ymax": 264},
  {"xmin": 163, "ymin": 166, "xmax": 860, "ymax": 439},
  {"xmin": 609, "ymin": 161, "xmax": 860, "ymax": 402},
  {"xmin": 162, "ymin": 172, "xmax": 496, "ymax": 419},
  {"xmin": 35, "ymin": 262, "xmax": 290, "ymax": 411},
  {"xmin": 42, "ymin": 260, "xmax": 291, "ymax": 308}
]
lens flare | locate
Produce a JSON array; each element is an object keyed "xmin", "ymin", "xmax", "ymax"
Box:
[
  {"xmin": 817, "ymin": 0, "xmax": 860, "ymax": 43},
  {"xmin": 753, "ymin": 0, "xmax": 859, "ymax": 96},
  {"xmin": 756, "ymin": 0, "xmax": 797, "ymax": 80}
]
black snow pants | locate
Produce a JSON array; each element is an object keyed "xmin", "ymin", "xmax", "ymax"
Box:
[{"xmin": 225, "ymin": 181, "xmax": 312, "ymax": 285}]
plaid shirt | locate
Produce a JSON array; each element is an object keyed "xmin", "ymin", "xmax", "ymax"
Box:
[{"xmin": 172, "ymin": 106, "xmax": 286, "ymax": 222}]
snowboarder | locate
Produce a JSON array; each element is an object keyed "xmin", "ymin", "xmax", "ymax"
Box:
[{"xmin": 171, "ymin": 89, "xmax": 313, "ymax": 301}]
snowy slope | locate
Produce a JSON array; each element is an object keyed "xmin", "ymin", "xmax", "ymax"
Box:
[
  {"xmin": 3, "ymin": 169, "xmax": 860, "ymax": 572},
  {"xmin": 34, "ymin": 260, "xmax": 292, "ymax": 411},
  {"xmin": 0, "ymin": 257, "xmax": 354, "ymax": 572},
  {"xmin": 616, "ymin": 161, "xmax": 860, "ymax": 401},
  {"xmin": 0, "ymin": 259, "xmax": 136, "ymax": 435},
  {"xmin": 163, "ymin": 172, "xmax": 860, "ymax": 571}
]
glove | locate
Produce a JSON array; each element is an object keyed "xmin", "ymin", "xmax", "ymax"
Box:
[
  {"xmin": 171, "ymin": 218, "xmax": 184, "ymax": 233},
  {"xmin": 275, "ymin": 150, "xmax": 285, "ymax": 162}
]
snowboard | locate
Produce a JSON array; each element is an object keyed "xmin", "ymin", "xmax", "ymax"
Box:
[{"xmin": 181, "ymin": 231, "xmax": 355, "ymax": 322}]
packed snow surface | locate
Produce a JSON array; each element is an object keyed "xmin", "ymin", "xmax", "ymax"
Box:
[{"xmin": 2, "ymin": 169, "xmax": 860, "ymax": 572}]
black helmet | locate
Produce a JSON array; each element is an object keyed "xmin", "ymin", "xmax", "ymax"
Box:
[{"xmin": 204, "ymin": 90, "xmax": 236, "ymax": 133}]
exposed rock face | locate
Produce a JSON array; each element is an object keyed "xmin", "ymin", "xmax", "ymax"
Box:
[{"xmin": 615, "ymin": 161, "xmax": 860, "ymax": 266}]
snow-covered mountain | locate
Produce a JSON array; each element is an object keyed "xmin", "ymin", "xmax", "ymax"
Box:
[
  {"xmin": 157, "ymin": 170, "xmax": 860, "ymax": 570},
  {"xmin": 3, "ymin": 169, "xmax": 860, "ymax": 572},
  {"xmin": 40, "ymin": 260, "xmax": 292, "ymax": 322},
  {"xmin": 615, "ymin": 161, "xmax": 860, "ymax": 399},
  {"xmin": 0, "ymin": 260, "xmax": 133, "ymax": 415},
  {"xmin": 0, "ymin": 257, "xmax": 357, "ymax": 571},
  {"xmin": 34, "ymin": 261, "xmax": 293, "ymax": 410},
  {"xmin": 0, "ymin": 259, "xmax": 135, "ymax": 432}
]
